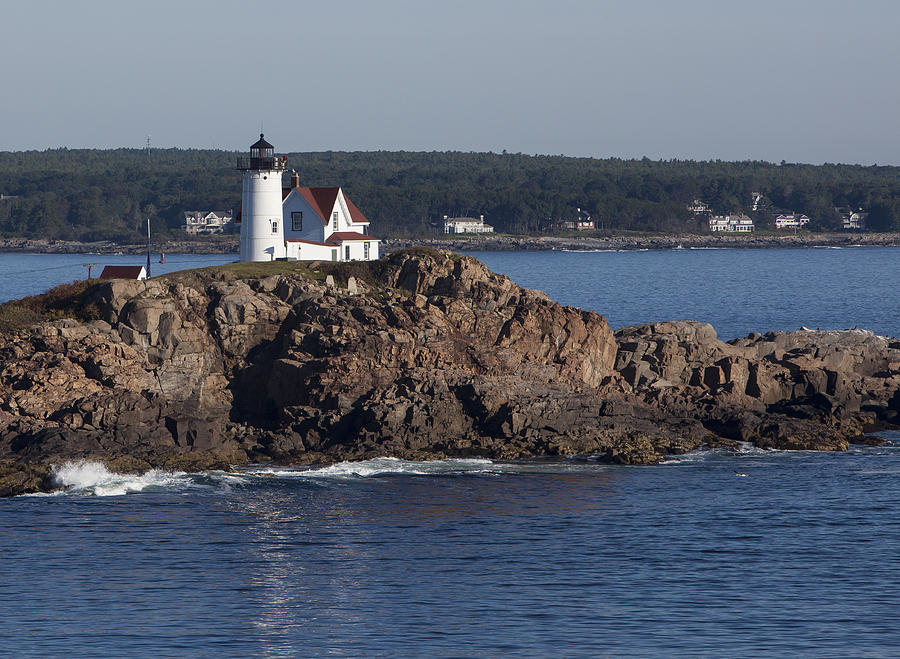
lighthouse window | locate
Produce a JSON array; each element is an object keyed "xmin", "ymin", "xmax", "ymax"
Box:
[
  {"xmin": 332, "ymin": 211, "xmax": 339, "ymax": 225},
  {"xmin": 292, "ymin": 212, "xmax": 303, "ymax": 231},
  {"xmin": 271, "ymin": 220, "xmax": 278, "ymax": 234}
]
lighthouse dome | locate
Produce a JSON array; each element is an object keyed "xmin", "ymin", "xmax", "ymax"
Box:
[
  {"xmin": 250, "ymin": 133, "xmax": 274, "ymax": 152},
  {"xmin": 238, "ymin": 133, "xmax": 284, "ymax": 171}
]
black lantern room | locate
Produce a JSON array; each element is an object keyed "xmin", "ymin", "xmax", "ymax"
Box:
[{"xmin": 237, "ymin": 133, "xmax": 285, "ymax": 171}]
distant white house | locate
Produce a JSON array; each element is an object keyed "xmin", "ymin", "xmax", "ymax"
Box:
[
  {"xmin": 751, "ymin": 192, "xmax": 763, "ymax": 212},
  {"xmin": 443, "ymin": 215, "xmax": 494, "ymax": 234},
  {"xmin": 775, "ymin": 213, "xmax": 810, "ymax": 230},
  {"xmin": 687, "ymin": 200, "xmax": 711, "ymax": 215},
  {"xmin": 182, "ymin": 210, "xmax": 234, "ymax": 234},
  {"xmin": 548, "ymin": 207, "xmax": 595, "ymax": 231},
  {"xmin": 710, "ymin": 213, "xmax": 754, "ymax": 232},
  {"xmin": 837, "ymin": 208, "xmax": 867, "ymax": 230}
]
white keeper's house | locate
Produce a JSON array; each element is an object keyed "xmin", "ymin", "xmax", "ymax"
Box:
[{"xmin": 236, "ymin": 134, "xmax": 380, "ymax": 262}]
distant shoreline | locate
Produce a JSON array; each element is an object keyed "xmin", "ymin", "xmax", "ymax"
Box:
[
  {"xmin": 384, "ymin": 232, "xmax": 900, "ymax": 252},
  {"xmin": 1, "ymin": 232, "xmax": 898, "ymax": 255},
  {"xmin": 0, "ymin": 238, "xmax": 240, "ymax": 255}
]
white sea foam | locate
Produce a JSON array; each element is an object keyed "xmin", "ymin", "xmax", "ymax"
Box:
[
  {"xmin": 49, "ymin": 460, "xmax": 191, "ymax": 496},
  {"xmin": 659, "ymin": 453, "xmax": 705, "ymax": 464},
  {"xmin": 244, "ymin": 457, "xmax": 497, "ymax": 480},
  {"xmin": 734, "ymin": 442, "xmax": 776, "ymax": 455},
  {"xmin": 660, "ymin": 442, "xmax": 779, "ymax": 465},
  {"xmin": 559, "ymin": 248, "xmax": 617, "ymax": 253},
  {"xmin": 241, "ymin": 456, "xmax": 626, "ymax": 480}
]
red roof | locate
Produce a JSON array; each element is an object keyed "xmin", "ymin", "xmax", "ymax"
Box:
[
  {"xmin": 293, "ymin": 187, "xmax": 339, "ymax": 223},
  {"xmin": 286, "ymin": 186, "xmax": 369, "ymax": 225},
  {"xmin": 343, "ymin": 195, "xmax": 369, "ymax": 224},
  {"xmin": 327, "ymin": 231, "xmax": 375, "ymax": 242},
  {"xmin": 99, "ymin": 265, "xmax": 146, "ymax": 280},
  {"xmin": 238, "ymin": 185, "xmax": 370, "ymax": 226}
]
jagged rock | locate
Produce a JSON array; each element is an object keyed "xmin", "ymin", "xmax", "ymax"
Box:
[
  {"xmin": 615, "ymin": 321, "xmax": 899, "ymax": 450},
  {"xmin": 0, "ymin": 460, "xmax": 52, "ymax": 497},
  {"xmin": 0, "ymin": 249, "xmax": 897, "ymax": 496}
]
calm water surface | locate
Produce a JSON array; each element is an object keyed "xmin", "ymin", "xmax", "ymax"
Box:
[
  {"xmin": 466, "ymin": 246, "xmax": 900, "ymax": 340},
  {"xmin": 2, "ymin": 247, "xmax": 900, "ymax": 657},
  {"xmin": 0, "ymin": 252, "xmax": 235, "ymax": 303},
  {"xmin": 4, "ymin": 444, "xmax": 900, "ymax": 658}
]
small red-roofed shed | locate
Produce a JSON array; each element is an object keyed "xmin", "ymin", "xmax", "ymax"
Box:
[{"xmin": 99, "ymin": 265, "xmax": 147, "ymax": 281}]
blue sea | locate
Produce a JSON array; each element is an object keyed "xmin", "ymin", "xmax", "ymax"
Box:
[
  {"xmin": 465, "ymin": 245, "xmax": 900, "ymax": 341},
  {"xmin": 3, "ymin": 246, "xmax": 900, "ymax": 658},
  {"xmin": 0, "ymin": 252, "xmax": 236, "ymax": 304}
]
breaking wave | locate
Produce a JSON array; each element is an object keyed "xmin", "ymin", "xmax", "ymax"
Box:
[
  {"xmin": 239, "ymin": 456, "xmax": 618, "ymax": 480},
  {"xmin": 34, "ymin": 438, "xmax": 895, "ymax": 496},
  {"xmin": 32, "ymin": 457, "xmax": 615, "ymax": 497},
  {"xmin": 242, "ymin": 457, "xmax": 499, "ymax": 479},
  {"xmin": 659, "ymin": 442, "xmax": 783, "ymax": 465},
  {"xmin": 36, "ymin": 460, "xmax": 246, "ymax": 497}
]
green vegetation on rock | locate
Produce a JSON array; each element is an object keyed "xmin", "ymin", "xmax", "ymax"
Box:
[{"xmin": 0, "ymin": 280, "xmax": 101, "ymax": 331}]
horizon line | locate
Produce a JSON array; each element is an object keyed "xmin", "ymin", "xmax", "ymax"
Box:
[{"xmin": 0, "ymin": 146, "xmax": 894, "ymax": 168}]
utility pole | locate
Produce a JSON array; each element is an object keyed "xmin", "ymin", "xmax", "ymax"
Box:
[
  {"xmin": 84, "ymin": 263, "xmax": 97, "ymax": 279},
  {"xmin": 146, "ymin": 135, "xmax": 151, "ymax": 160},
  {"xmin": 146, "ymin": 218, "xmax": 152, "ymax": 278}
]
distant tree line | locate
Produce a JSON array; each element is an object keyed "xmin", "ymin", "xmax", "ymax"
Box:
[{"xmin": 0, "ymin": 148, "xmax": 899, "ymax": 241}]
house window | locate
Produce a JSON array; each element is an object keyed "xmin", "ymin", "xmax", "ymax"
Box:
[
  {"xmin": 271, "ymin": 220, "xmax": 278, "ymax": 234},
  {"xmin": 292, "ymin": 211, "xmax": 303, "ymax": 231},
  {"xmin": 364, "ymin": 242, "xmax": 370, "ymax": 260},
  {"xmin": 345, "ymin": 245, "xmax": 351, "ymax": 261},
  {"xmin": 331, "ymin": 249, "xmax": 337, "ymax": 262},
  {"xmin": 333, "ymin": 212, "xmax": 339, "ymax": 225}
]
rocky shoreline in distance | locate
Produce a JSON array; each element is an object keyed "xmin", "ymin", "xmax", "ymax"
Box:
[
  {"xmin": 0, "ymin": 237, "xmax": 239, "ymax": 255},
  {"xmin": 384, "ymin": 231, "xmax": 900, "ymax": 252},
  {"xmin": 1, "ymin": 232, "xmax": 898, "ymax": 256},
  {"xmin": 0, "ymin": 249, "xmax": 897, "ymax": 496}
]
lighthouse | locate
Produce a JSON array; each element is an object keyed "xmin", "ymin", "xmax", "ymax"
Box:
[{"xmin": 237, "ymin": 134, "xmax": 286, "ymax": 261}]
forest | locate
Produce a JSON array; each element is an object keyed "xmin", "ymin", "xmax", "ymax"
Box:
[{"xmin": 0, "ymin": 148, "xmax": 899, "ymax": 241}]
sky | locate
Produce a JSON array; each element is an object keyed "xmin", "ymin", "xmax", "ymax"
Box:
[{"xmin": 2, "ymin": 0, "xmax": 899, "ymax": 164}]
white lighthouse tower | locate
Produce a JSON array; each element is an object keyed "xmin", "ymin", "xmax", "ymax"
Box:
[{"xmin": 238, "ymin": 134, "xmax": 286, "ymax": 261}]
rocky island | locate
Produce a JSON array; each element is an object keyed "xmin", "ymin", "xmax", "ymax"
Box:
[{"xmin": 1, "ymin": 249, "xmax": 898, "ymax": 496}]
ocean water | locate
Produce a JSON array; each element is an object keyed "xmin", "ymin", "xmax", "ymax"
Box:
[
  {"xmin": 3, "ymin": 246, "xmax": 900, "ymax": 657},
  {"xmin": 0, "ymin": 252, "xmax": 236, "ymax": 304},
  {"xmin": 465, "ymin": 245, "xmax": 900, "ymax": 340}
]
